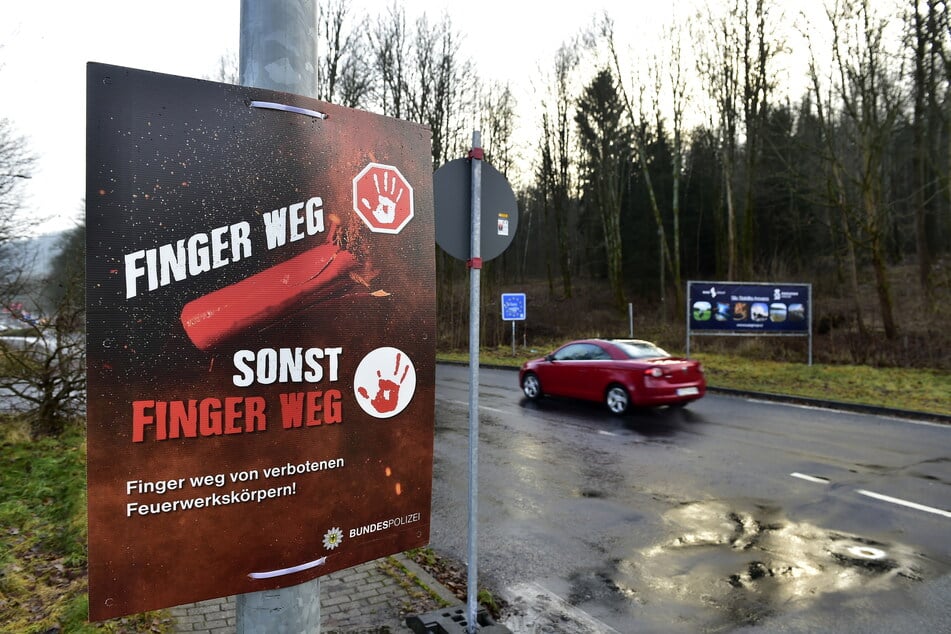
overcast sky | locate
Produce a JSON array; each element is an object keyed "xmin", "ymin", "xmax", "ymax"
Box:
[{"xmin": 0, "ymin": 0, "xmax": 704, "ymax": 236}]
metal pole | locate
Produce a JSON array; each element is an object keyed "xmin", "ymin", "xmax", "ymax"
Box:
[
  {"xmin": 628, "ymin": 303, "xmax": 633, "ymax": 338},
  {"xmin": 239, "ymin": 0, "xmax": 317, "ymax": 97},
  {"xmin": 685, "ymin": 282, "xmax": 691, "ymax": 358},
  {"xmin": 237, "ymin": 2, "xmax": 321, "ymax": 632},
  {"xmin": 467, "ymin": 131, "xmax": 483, "ymax": 634},
  {"xmin": 808, "ymin": 284, "xmax": 813, "ymax": 366},
  {"xmin": 511, "ymin": 321, "xmax": 516, "ymax": 357}
]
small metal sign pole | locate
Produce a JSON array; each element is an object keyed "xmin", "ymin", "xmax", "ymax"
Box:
[
  {"xmin": 501, "ymin": 293, "xmax": 527, "ymax": 356},
  {"xmin": 466, "ymin": 131, "xmax": 482, "ymax": 634},
  {"xmin": 237, "ymin": 2, "xmax": 320, "ymax": 631}
]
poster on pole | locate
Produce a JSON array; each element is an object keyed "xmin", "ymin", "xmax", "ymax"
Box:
[{"xmin": 85, "ymin": 63, "xmax": 435, "ymax": 620}]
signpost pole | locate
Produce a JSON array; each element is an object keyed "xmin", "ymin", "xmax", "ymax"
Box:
[
  {"xmin": 467, "ymin": 131, "xmax": 482, "ymax": 634},
  {"xmin": 434, "ymin": 131, "xmax": 518, "ymax": 634},
  {"xmin": 237, "ymin": 2, "xmax": 320, "ymax": 632}
]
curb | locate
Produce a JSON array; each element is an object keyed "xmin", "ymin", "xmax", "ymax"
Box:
[
  {"xmin": 459, "ymin": 362, "xmax": 949, "ymax": 425},
  {"xmin": 395, "ymin": 553, "xmax": 462, "ymax": 607},
  {"xmin": 706, "ymin": 386, "xmax": 951, "ymax": 424}
]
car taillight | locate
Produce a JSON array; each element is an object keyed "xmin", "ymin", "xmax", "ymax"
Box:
[{"xmin": 645, "ymin": 367, "xmax": 663, "ymax": 378}]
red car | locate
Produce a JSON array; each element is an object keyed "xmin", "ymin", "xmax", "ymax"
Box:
[{"xmin": 519, "ymin": 338, "xmax": 706, "ymax": 414}]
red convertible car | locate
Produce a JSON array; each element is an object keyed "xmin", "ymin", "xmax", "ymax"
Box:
[{"xmin": 519, "ymin": 338, "xmax": 706, "ymax": 414}]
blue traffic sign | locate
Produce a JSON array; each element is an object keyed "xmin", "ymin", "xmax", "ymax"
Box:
[{"xmin": 501, "ymin": 293, "xmax": 526, "ymax": 321}]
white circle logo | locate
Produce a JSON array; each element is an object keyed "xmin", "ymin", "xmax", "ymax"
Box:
[
  {"xmin": 354, "ymin": 347, "xmax": 417, "ymax": 418},
  {"xmin": 846, "ymin": 545, "xmax": 887, "ymax": 560}
]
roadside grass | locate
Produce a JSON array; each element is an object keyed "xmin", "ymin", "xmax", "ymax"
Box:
[
  {"xmin": 0, "ymin": 416, "xmax": 171, "ymax": 633},
  {"xmin": 692, "ymin": 353, "xmax": 950, "ymax": 416},
  {"xmin": 438, "ymin": 347, "xmax": 951, "ymax": 417}
]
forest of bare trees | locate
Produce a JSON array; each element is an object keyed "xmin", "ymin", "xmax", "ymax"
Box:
[
  {"xmin": 5, "ymin": 0, "xmax": 950, "ymax": 370},
  {"xmin": 424, "ymin": 0, "xmax": 945, "ymax": 367}
]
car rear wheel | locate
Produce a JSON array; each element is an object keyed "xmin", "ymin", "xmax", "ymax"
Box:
[
  {"xmin": 522, "ymin": 373, "xmax": 543, "ymax": 400},
  {"xmin": 605, "ymin": 385, "xmax": 630, "ymax": 415}
]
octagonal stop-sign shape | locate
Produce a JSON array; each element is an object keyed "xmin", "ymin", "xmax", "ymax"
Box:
[{"xmin": 352, "ymin": 163, "xmax": 414, "ymax": 234}]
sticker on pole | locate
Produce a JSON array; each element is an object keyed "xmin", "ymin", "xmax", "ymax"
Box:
[
  {"xmin": 354, "ymin": 347, "xmax": 417, "ymax": 418},
  {"xmin": 353, "ymin": 163, "xmax": 414, "ymax": 234}
]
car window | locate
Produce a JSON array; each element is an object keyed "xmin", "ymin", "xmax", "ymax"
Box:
[
  {"xmin": 614, "ymin": 340, "xmax": 669, "ymax": 359},
  {"xmin": 553, "ymin": 343, "xmax": 609, "ymax": 361},
  {"xmin": 552, "ymin": 344, "xmax": 584, "ymax": 361}
]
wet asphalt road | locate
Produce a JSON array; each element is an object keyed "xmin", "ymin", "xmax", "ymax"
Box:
[{"xmin": 430, "ymin": 364, "xmax": 951, "ymax": 633}]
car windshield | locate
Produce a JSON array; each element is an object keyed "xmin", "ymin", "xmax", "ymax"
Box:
[{"xmin": 613, "ymin": 340, "xmax": 669, "ymax": 359}]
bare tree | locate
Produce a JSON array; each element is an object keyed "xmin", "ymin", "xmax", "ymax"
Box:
[
  {"xmin": 316, "ymin": 0, "xmax": 372, "ymax": 107},
  {"xmin": 368, "ymin": 2, "xmax": 410, "ymax": 118},
  {"xmin": 480, "ymin": 81, "xmax": 518, "ymax": 177},
  {"xmin": 317, "ymin": 0, "xmax": 349, "ymax": 101},
  {"xmin": 695, "ymin": 3, "xmax": 741, "ymax": 279},
  {"xmin": 692, "ymin": 0, "xmax": 782, "ymax": 279},
  {"xmin": 808, "ymin": 0, "xmax": 902, "ymax": 340},
  {"xmin": 905, "ymin": 0, "xmax": 945, "ymax": 302},
  {"xmin": 536, "ymin": 43, "xmax": 580, "ymax": 299},
  {"xmin": 0, "ymin": 118, "xmax": 33, "ymax": 253},
  {"xmin": 738, "ymin": 0, "xmax": 779, "ymax": 276},
  {"xmin": 665, "ymin": 22, "xmax": 689, "ymax": 311},
  {"xmin": 604, "ymin": 16, "xmax": 685, "ymax": 310},
  {"xmin": 479, "ymin": 79, "xmax": 520, "ymax": 302},
  {"xmin": 334, "ymin": 33, "xmax": 374, "ymax": 108},
  {"xmin": 407, "ymin": 13, "xmax": 476, "ymax": 169},
  {"xmin": 0, "ymin": 118, "xmax": 35, "ymax": 306},
  {"xmin": 1, "ymin": 221, "xmax": 85, "ymax": 439}
]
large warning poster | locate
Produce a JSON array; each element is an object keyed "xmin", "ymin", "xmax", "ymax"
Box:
[{"xmin": 85, "ymin": 63, "xmax": 435, "ymax": 621}]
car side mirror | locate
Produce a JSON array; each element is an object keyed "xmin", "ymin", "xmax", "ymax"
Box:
[{"xmin": 546, "ymin": 354, "xmax": 555, "ymax": 362}]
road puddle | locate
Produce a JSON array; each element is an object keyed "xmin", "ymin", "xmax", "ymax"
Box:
[{"xmin": 585, "ymin": 500, "xmax": 941, "ymax": 630}]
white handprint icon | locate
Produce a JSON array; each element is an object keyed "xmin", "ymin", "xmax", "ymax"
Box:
[
  {"xmin": 369, "ymin": 172, "xmax": 402, "ymax": 224},
  {"xmin": 352, "ymin": 164, "xmax": 415, "ymax": 234}
]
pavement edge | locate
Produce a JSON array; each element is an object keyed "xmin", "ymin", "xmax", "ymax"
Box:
[{"xmin": 394, "ymin": 552, "xmax": 463, "ymax": 607}]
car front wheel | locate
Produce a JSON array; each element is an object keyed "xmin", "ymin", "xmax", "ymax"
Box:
[
  {"xmin": 605, "ymin": 385, "xmax": 630, "ymax": 415},
  {"xmin": 522, "ymin": 373, "xmax": 543, "ymax": 400}
]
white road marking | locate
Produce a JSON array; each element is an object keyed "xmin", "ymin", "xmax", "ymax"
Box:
[
  {"xmin": 503, "ymin": 582, "xmax": 622, "ymax": 634},
  {"xmin": 598, "ymin": 430, "xmax": 618, "ymax": 436},
  {"xmin": 745, "ymin": 398, "xmax": 948, "ymax": 427},
  {"xmin": 791, "ymin": 474, "xmax": 950, "ymax": 519},
  {"xmin": 747, "ymin": 398, "xmax": 849, "ymax": 412},
  {"xmin": 790, "ymin": 472, "xmax": 830, "ymax": 484},
  {"xmin": 856, "ymin": 489, "xmax": 951, "ymax": 519}
]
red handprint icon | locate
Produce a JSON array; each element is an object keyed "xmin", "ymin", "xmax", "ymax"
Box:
[
  {"xmin": 358, "ymin": 353, "xmax": 409, "ymax": 413},
  {"xmin": 354, "ymin": 347, "xmax": 417, "ymax": 418}
]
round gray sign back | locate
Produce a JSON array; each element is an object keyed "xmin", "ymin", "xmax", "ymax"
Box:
[{"xmin": 434, "ymin": 158, "xmax": 518, "ymax": 262}]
